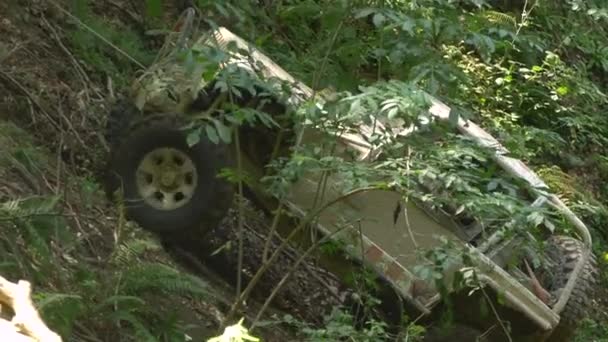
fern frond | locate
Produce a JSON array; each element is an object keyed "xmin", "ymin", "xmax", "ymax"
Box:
[
  {"xmin": 480, "ymin": 10, "xmax": 517, "ymax": 27},
  {"xmin": 109, "ymin": 310, "xmax": 157, "ymax": 340},
  {"xmin": 120, "ymin": 263, "xmax": 209, "ymax": 299},
  {"xmin": 1, "ymin": 195, "xmax": 62, "ymax": 219},
  {"xmin": 1, "ymin": 199, "xmax": 21, "ymax": 212},
  {"xmin": 35, "ymin": 292, "xmax": 83, "ymax": 312},
  {"xmin": 111, "ymin": 238, "xmax": 161, "ymax": 266},
  {"xmin": 537, "ymin": 166, "xmax": 579, "ymax": 203},
  {"xmin": 93, "ymin": 295, "xmax": 147, "ymax": 313}
]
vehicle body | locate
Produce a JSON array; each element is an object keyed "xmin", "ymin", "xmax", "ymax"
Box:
[{"xmin": 104, "ymin": 8, "xmax": 599, "ymax": 341}]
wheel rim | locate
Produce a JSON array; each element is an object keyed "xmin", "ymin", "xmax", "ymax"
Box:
[{"xmin": 135, "ymin": 147, "xmax": 198, "ymax": 211}]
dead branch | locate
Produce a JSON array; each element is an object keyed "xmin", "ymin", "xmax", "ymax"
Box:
[{"xmin": 0, "ymin": 275, "xmax": 62, "ymax": 342}]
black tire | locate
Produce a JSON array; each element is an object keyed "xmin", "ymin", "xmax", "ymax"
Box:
[
  {"xmin": 104, "ymin": 111, "xmax": 234, "ymax": 235},
  {"xmin": 542, "ymin": 235, "xmax": 599, "ymax": 341},
  {"xmin": 104, "ymin": 98, "xmax": 142, "ymax": 150}
]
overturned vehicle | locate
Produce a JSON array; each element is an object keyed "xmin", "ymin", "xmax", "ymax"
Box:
[{"xmin": 103, "ymin": 8, "xmax": 599, "ymax": 342}]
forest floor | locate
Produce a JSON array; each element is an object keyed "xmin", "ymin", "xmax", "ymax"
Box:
[{"xmin": 0, "ymin": 0, "xmax": 350, "ymax": 341}]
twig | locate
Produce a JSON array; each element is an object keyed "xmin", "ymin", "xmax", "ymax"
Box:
[
  {"xmin": 262, "ymin": 202, "xmax": 283, "ymax": 262},
  {"xmin": 55, "ymin": 132, "xmax": 65, "ymax": 196},
  {"xmin": 107, "ymin": 0, "xmax": 143, "ymax": 26},
  {"xmin": 0, "ymin": 69, "xmax": 87, "ymax": 147},
  {"xmin": 107, "ymin": 76, "xmax": 115, "ymax": 102},
  {"xmin": 222, "ymin": 186, "xmax": 378, "ymax": 326},
  {"xmin": 403, "ymin": 145, "xmax": 418, "ymax": 248},
  {"xmin": 234, "ymin": 124, "xmax": 245, "ymax": 299},
  {"xmin": 401, "ymin": 311, "xmax": 427, "ymax": 341},
  {"xmin": 246, "ymin": 217, "xmax": 344, "ymax": 301},
  {"xmin": 40, "ymin": 16, "xmax": 93, "ymax": 100},
  {"xmin": 480, "ymin": 287, "xmax": 512, "ymax": 342},
  {"xmin": 479, "ymin": 324, "xmax": 499, "ymax": 341},
  {"xmin": 358, "ymin": 220, "xmax": 365, "ymax": 266},
  {"xmin": 47, "ymin": 0, "xmax": 146, "ymax": 69},
  {"xmin": 7, "ymin": 155, "xmax": 41, "ymax": 194},
  {"xmin": 249, "ymin": 225, "xmax": 348, "ymax": 330},
  {"xmin": 502, "ymin": 0, "xmax": 539, "ymax": 62},
  {"xmin": 0, "ymin": 40, "xmax": 31, "ymax": 65},
  {"xmin": 311, "ymin": 18, "xmax": 344, "ymax": 90},
  {"xmin": 0, "ymin": 70, "xmax": 61, "ymax": 131},
  {"xmin": 73, "ymin": 322, "xmax": 104, "ymax": 342},
  {"xmin": 0, "ymin": 212, "xmax": 97, "ymax": 222},
  {"xmin": 63, "ymin": 201, "xmax": 100, "ymax": 257}
]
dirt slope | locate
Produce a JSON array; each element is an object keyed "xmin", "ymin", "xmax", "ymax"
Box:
[{"xmin": 0, "ymin": 0, "xmax": 348, "ymax": 341}]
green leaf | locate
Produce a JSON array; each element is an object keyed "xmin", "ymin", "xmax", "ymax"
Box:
[
  {"xmin": 187, "ymin": 129, "xmax": 200, "ymax": 147},
  {"xmin": 23, "ymin": 195, "xmax": 61, "ymax": 213},
  {"xmin": 184, "ymin": 49, "xmax": 195, "ymax": 75},
  {"xmin": 556, "ymin": 85, "xmax": 569, "ymax": 96},
  {"xmin": 401, "ymin": 17, "xmax": 416, "ymax": 35},
  {"xmin": 372, "ymin": 13, "xmax": 386, "ymax": 27},
  {"xmin": 205, "ymin": 124, "xmax": 220, "ymax": 144},
  {"xmin": 36, "ymin": 293, "xmax": 83, "ymax": 312},
  {"xmin": 497, "ymin": 291, "xmax": 506, "ymax": 305},
  {"xmin": 254, "ymin": 111, "xmax": 280, "ymax": 128},
  {"xmin": 527, "ymin": 212, "xmax": 544, "ymax": 227},
  {"xmin": 387, "ymin": 107, "xmax": 399, "ymax": 119},
  {"xmin": 202, "ymin": 62, "xmax": 220, "ymax": 81},
  {"xmin": 213, "ymin": 119, "xmax": 233, "ymax": 144},
  {"xmin": 98, "ymin": 295, "xmax": 146, "ymax": 310},
  {"xmin": 354, "ymin": 8, "xmax": 375, "ymax": 19},
  {"xmin": 487, "ymin": 180, "xmax": 498, "ymax": 191}
]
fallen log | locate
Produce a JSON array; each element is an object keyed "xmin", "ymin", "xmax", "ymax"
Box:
[{"xmin": 0, "ymin": 275, "xmax": 62, "ymax": 342}]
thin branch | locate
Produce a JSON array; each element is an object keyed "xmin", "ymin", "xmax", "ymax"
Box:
[
  {"xmin": 235, "ymin": 124, "xmax": 245, "ymax": 299},
  {"xmin": 249, "ymin": 225, "xmax": 348, "ymax": 330},
  {"xmin": 0, "ymin": 40, "xmax": 31, "ymax": 65},
  {"xmin": 480, "ymin": 286, "xmax": 512, "ymax": 342},
  {"xmin": 222, "ymin": 186, "xmax": 378, "ymax": 325},
  {"xmin": 403, "ymin": 145, "xmax": 418, "ymax": 248},
  {"xmin": 0, "ymin": 70, "xmax": 62, "ymax": 132},
  {"xmin": 311, "ymin": 18, "xmax": 345, "ymax": 90},
  {"xmin": 262, "ymin": 203, "xmax": 283, "ymax": 262},
  {"xmin": 47, "ymin": 0, "xmax": 145, "ymax": 69},
  {"xmin": 40, "ymin": 17, "xmax": 92, "ymax": 95}
]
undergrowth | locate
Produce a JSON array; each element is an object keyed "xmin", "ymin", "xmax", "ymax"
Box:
[
  {"xmin": 0, "ymin": 122, "xmax": 212, "ymax": 341},
  {"xmin": 9, "ymin": 0, "xmax": 608, "ymax": 340},
  {"xmin": 184, "ymin": 0, "xmax": 608, "ymax": 335},
  {"xmin": 68, "ymin": 0, "xmax": 157, "ymax": 88},
  {"xmin": 189, "ymin": 0, "xmax": 608, "ymax": 338}
]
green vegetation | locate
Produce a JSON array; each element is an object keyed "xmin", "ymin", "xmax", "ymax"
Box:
[
  {"xmin": 0, "ymin": 122, "xmax": 215, "ymax": 340},
  {"xmin": 171, "ymin": 0, "xmax": 608, "ymax": 339},
  {"xmin": 176, "ymin": 0, "xmax": 608, "ymax": 336},
  {"xmin": 1, "ymin": 0, "xmax": 607, "ymax": 341}
]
